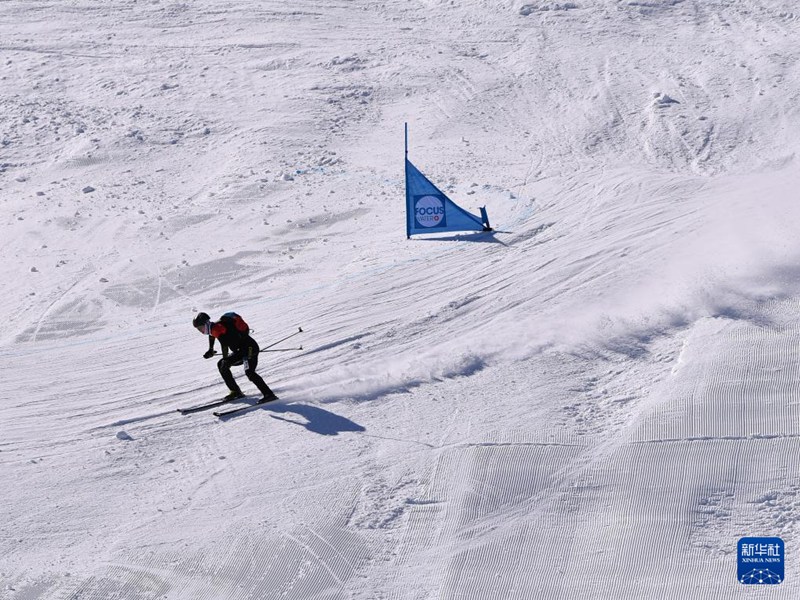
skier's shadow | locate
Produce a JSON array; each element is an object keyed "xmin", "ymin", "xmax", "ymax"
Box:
[{"xmin": 266, "ymin": 403, "xmax": 366, "ymax": 436}]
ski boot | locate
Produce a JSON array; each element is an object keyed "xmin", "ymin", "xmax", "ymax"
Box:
[
  {"xmin": 250, "ymin": 376, "xmax": 278, "ymax": 403},
  {"xmin": 258, "ymin": 384, "xmax": 278, "ymax": 403}
]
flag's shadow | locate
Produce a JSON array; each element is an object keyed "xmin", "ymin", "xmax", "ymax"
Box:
[
  {"xmin": 414, "ymin": 230, "xmax": 508, "ymax": 244},
  {"xmin": 266, "ymin": 403, "xmax": 366, "ymax": 436}
]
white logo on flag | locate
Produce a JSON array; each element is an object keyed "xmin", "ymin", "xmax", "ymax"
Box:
[{"xmin": 415, "ymin": 195, "xmax": 445, "ymax": 228}]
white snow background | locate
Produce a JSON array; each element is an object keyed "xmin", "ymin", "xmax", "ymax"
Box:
[{"xmin": 2, "ymin": 0, "xmax": 800, "ymax": 598}]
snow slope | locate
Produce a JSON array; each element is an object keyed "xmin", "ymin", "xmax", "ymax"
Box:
[{"xmin": 2, "ymin": 0, "xmax": 800, "ymax": 598}]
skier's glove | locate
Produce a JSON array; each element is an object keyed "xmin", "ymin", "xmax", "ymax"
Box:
[{"xmin": 203, "ymin": 349, "xmax": 216, "ymax": 359}]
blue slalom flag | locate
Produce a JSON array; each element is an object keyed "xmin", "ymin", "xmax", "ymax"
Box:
[{"xmin": 404, "ymin": 125, "xmax": 492, "ymax": 238}]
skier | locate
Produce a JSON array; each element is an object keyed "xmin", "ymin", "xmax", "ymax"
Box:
[{"xmin": 192, "ymin": 311, "xmax": 278, "ymax": 402}]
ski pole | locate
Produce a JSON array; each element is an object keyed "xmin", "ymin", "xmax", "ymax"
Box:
[
  {"xmin": 263, "ymin": 327, "xmax": 304, "ymax": 350},
  {"xmin": 260, "ymin": 346, "xmax": 303, "ymax": 353},
  {"xmin": 205, "ymin": 345, "xmax": 303, "ymax": 358}
]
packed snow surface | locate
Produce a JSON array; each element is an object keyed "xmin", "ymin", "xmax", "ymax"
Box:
[{"xmin": 2, "ymin": 0, "xmax": 800, "ymax": 598}]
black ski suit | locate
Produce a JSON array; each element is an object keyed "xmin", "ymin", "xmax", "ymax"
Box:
[{"xmin": 207, "ymin": 317, "xmax": 274, "ymax": 398}]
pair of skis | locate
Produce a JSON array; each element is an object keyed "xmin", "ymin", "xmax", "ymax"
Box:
[{"xmin": 177, "ymin": 396, "xmax": 278, "ymax": 418}]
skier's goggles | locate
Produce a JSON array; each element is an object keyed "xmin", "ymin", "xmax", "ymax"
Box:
[{"xmin": 195, "ymin": 322, "xmax": 211, "ymax": 335}]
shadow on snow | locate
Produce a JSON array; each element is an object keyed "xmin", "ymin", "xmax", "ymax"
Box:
[
  {"xmin": 221, "ymin": 401, "xmax": 366, "ymax": 436},
  {"xmin": 413, "ymin": 230, "xmax": 509, "ymax": 245}
]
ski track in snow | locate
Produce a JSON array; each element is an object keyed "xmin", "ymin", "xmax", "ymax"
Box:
[{"xmin": 2, "ymin": 0, "xmax": 800, "ymax": 598}]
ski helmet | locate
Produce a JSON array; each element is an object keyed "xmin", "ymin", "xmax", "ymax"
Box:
[{"xmin": 193, "ymin": 312, "xmax": 210, "ymax": 328}]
